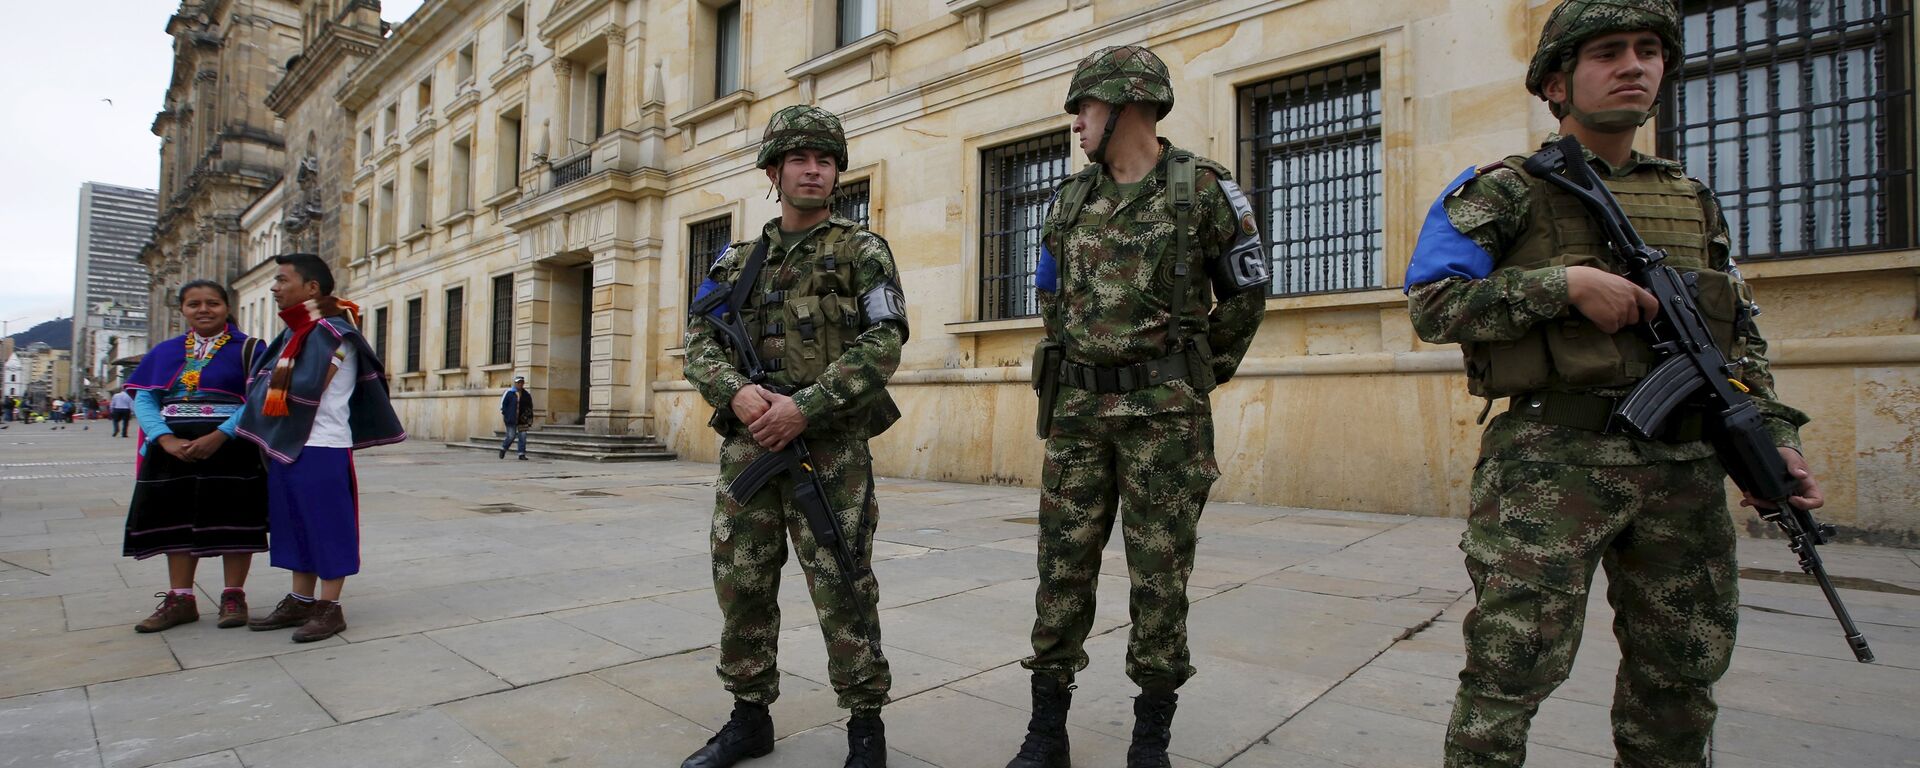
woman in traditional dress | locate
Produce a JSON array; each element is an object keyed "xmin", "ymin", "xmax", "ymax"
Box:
[{"xmin": 122, "ymin": 280, "xmax": 270, "ymax": 632}]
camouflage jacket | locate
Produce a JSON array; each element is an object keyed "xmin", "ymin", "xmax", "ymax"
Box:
[
  {"xmin": 683, "ymin": 216, "xmax": 905, "ymax": 433},
  {"xmin": 1039, "ymin": 140, "xmax": 1265, "ymax": 417},
  {"xmin": 1407, "ymin": 136, "xmax": 1807, "ymax": 465}
]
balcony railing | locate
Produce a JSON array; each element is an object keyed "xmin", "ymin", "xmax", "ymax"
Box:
[{"xmin": 551, "ymin": 152, "xmax": 592, "ymax": 188}]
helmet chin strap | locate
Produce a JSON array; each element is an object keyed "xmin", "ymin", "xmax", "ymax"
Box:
[
  {"xmin": 1562, "ymin": 69, "xmax": 1656, "ymax": 133},
  {"xmin": 1087, "ymin": 103, "xmax": 1125, "ymax": 165}
]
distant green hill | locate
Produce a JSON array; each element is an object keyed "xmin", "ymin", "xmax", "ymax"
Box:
[{"xmin": 6, "ymin": 317, "xmax": 72, "ymax": 350}]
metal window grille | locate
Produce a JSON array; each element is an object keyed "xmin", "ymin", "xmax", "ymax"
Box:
[
  {"xmin": 1238, "ymin": 56, "xmax": 1385, "ymax": 296},
  {"xmin": 980, "ymin": 131, "xmax": 1073, "ymax": 320},
  {"xmin": 834, "ymin": 180, "xmax": 872, "ymax": 227},
  {"xmin": 491, "ymin": 275, "xmax": 514, "ymax": 365},
  {"xmin": 1659, "ymin": 0, "xmax": 1915, "ymax": 258},
  {"xmin": 372, "ymin": 305, "xmax": 391, "ymax": 366},
  {"xmin": 444, "ymin": 287, "xmax": 465, "ymax": 369},
  {"xmin": 406, "ymin": 298, "xmax": 423, "ymax": 372},
  {"xmin": 373, "ymin": 307, "xmax": 390, "ymax": 367},
  {"xmin": 688, "ymin": 215, "xmax": 733, "ymax": 308}
]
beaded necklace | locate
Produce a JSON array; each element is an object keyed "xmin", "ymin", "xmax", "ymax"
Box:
[{"xmin": 177, "ymin": 331, "xmax": 231, "ymax": 395}]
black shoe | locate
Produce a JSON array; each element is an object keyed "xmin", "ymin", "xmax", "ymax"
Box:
[
  {"xmin": 518, "ymin": 455, "xmax": 528, "ymax": 460},
  {"xmin": 498, "ymin": 447, "xmax": 506, "ymax": 459},
  {"xmin": 1125, "ymin": 691, "xmax": 1177, "ymax": 768},
  {"xmin": 845, "ymin": 713, "xmax": 886, "ymax": 768},
  {"xmin": 1006, "ymin": 674, "xmax": 1073, "ymax": 768},
  {"xmin": 681, "ymin": 700, "xmax": 774, "ymax": 768}
]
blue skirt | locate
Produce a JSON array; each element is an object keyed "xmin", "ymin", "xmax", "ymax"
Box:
[{"xmin": 266, "ymin": 447, "xmax": 361, "ymax": 579}]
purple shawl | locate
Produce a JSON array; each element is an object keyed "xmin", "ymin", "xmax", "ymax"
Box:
[{"xmin": 124, "ymin": 326, "xmax": 254, "ymax": 402}]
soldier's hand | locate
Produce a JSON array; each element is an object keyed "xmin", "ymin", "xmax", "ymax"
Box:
[
  {"xmin": 1740, "ymin": 447, "xmax": 1826, "ymax": 511},
  {"xmin": 748, "ymin": 392, "xmax": 807, "ymax": 452},
  {"xmin": 731, "ymin": 385, "xmax": 773, "ymax": 425},
  {"xmin": 1566, "ymin": 266, "xmax": 1659, "ymax": 334}
]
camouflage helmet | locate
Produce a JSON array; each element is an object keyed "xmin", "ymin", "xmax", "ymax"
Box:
[
  {"xmin": 756, "ymin": 105, "xmax": 848, "ymax": 169},
  {"xmin": 1063, "ymin": 45, "xmax": 1175, "ymax": 119},
  {"xmin": 1526, "ymin": 0, "xmax": 1683, "ymax": 99}
]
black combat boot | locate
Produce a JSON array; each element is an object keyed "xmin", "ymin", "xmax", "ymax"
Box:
[
  {"xmin": 1005, "ymin": 673, "xmax": 1073, "ymax": 768},
  {"xmin": 843, "ymin": 712, "xmax": 887, "ymax": 768},
  {"xmin": 1125, "ymin": 690, "xmax": 1178, "ymax": 768},
  {"xmin": 681, "ymin": 700, "xmax": 774, "ymax": 768}
]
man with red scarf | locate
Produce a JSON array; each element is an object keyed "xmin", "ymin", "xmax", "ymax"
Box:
[{"xmin": 236, "ymin": 253, "xmax": 405, "ymax": 642}]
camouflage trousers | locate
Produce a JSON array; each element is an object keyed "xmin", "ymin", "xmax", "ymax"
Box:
[
  {"xmin": 1445, "ymin": 456, "xmax": 1738, "ymax": 768},
  {"xmin": 711, "ymin": 432, "xmax": 891, "ymax": 712},
  {"xmin": 1023, "ymin": 412, "xmax": 1219, "ymax": 693}
]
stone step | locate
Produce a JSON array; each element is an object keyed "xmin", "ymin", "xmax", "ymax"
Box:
[
  {"xmin": 479, "ymin": 431, "xmax": 668, "ymax": 450},
  {"xmin": 443, "ymin": 441, "xmax": 677, "ymax": 463},
  {"xmin": 465, "ymin": 438, "xmax": 671, "ymax": 456}
]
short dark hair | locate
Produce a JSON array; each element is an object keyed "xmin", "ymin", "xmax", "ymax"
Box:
[
  {"xmin": 176, "ymin": 279, "xmax": 231, "ymax": 306},
  {"xmin": 274, "ymin": 253, "xmax": 334, "ymax": 295}
]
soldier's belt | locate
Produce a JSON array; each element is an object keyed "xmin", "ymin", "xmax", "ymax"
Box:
[
  {"xmin": 1510, "ymin": 391, "xmax": 1704, "ymax": 443},
  {"xmin": 1059, "ymin": 353, "xmax": 1189, "ymax": 394}
]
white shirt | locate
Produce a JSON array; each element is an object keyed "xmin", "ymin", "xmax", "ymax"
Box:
[
  {"xmin": 306, "ymin": 343, "xmax": 357, "ymax": 448},
  {"xmin": 110, "ymin": 392, "xmax": 134, "ymax": 410}
]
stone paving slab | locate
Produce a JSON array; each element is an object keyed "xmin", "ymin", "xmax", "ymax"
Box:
[{"xmin": 1, "ymin": 430, "xmax": 1917, "ymax": 766}]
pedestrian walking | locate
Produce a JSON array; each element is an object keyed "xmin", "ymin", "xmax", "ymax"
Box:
[
  {"xmin": 236, "ymin": 253, "xmax": 406, "ymax": 643},
  {"xmin": 1004, "ymin": 45, "xmax": 1268, "ymax": 768},
  {"xmin": 120, "ymin": 280, "xmax": 270, "ymax": 632},
  {"xmin": 499, "ymin": 376, "xmax": 534, "ymax": 460},
  {"xmin": 1404, "ymin": 2, "xmax": 1826, "ymax": 765},
  {"xmin": 110, "ymin": 389, "xmax": 134, "ymax": 437},
  {"xmin": 679, "ymin": 105, "xmax": 909, "ymax": 768}
]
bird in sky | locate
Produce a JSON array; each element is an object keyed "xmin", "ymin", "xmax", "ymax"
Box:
[{"xmin": 100, "ymin": 98, "xmax": 113, "ymax": 106}]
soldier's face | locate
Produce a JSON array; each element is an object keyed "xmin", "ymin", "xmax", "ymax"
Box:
[
  {"xmin": 1072, "ymin": 99, "xmax": 1117, "ymax": 155},
  {"xmin": 1550, "ymin": 30, "xmax": 1665, "ymax": 115},
  {"xmin": 767, "ymin": 148, "xmax": 839, "ymax": 202}
]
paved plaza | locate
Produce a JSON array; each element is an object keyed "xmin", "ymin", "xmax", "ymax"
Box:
[{"xmin": 2, "ymin": 425, "xmax": 1917, "ymax": 768}]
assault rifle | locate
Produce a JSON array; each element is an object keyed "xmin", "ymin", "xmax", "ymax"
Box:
[
  {"xmin": 690, "ymin": 242, "xmax": 874, "ymax": 634},
  {"xmin": 1523, "ymin": 135, "xmax": 1874, "ymax": 664}
]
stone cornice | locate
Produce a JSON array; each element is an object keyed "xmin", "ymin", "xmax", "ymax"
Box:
[
  {"xmin": 267, "ymin": 22, "xmax": 383, "ymax": 115},
  {"xmin": 490, "ymin": 52, "xmax": 534, "ymax": 89},
  {"xmin": 339, "ymin": 0, "xmax": 484, "ymax": 111},
  {"xmin": 536, "ymin": 0, "xmax": 615, "ymax": 46}
]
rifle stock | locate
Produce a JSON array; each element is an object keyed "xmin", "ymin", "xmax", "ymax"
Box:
[{"xmin": 1524, "ymin": 135, "xmax": 1873, "ymax": 663}]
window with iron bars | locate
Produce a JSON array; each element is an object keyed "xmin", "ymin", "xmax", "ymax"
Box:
[
  {"xmin": 1658, "ymin": 0, "xmax": 1915, "ymax": 259},
  {"xmin": 444, "ymin": 286, "xmax": 465, "ymax": 370},
  {"xmin": 406, "ymin": 298, "xmax": 423, "ymax": 373},
  {"xmin": 980, "ymin": 131, "xmax": 1073, "ymax": 320},
  {"xmin": 1237, "ymin": 56, "xmax": 1385, "ymax": 296},
  {"xmin": 834, "ymin": 179, "xmax": 872, "ymax": 227},
  {"xmin": 688, "ymin": 215, "xmax": 734, "ymax": 309},
  {"xmin": 491, "ymin": 275, "xmax": 514, "ymax": 365}
]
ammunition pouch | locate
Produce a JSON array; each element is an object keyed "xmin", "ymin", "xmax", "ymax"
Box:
[{"xmin": 1032, "ymin": 340, "xmax": 1064, "ymax": 439}]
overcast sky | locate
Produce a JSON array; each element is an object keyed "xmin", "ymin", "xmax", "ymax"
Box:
[{"xmin": 0, "ymin": 0, "xmax": 423, "ymax": 335}]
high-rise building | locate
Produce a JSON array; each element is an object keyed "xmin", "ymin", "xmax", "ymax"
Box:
[{"xmin": 72, "ymin": 181, "xmax": 158, "ymax": 397}]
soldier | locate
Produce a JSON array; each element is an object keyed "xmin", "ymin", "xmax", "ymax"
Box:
[
  {"xmin": 679, "ymin": 105, "xmax": 908, "ymax": 768},
  {"xmin": 1006, "ymin": 46, "xmax": 1268, "ymax": 768},
  {"xmin": 1404, "ymin": 2, "xmax": 1826, "ymax": 766}
]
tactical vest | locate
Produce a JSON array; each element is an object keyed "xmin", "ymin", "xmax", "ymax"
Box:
[
  {"xmin": 1464, "ymin": 157, "xmax": 1744, "ymax": 398},
  {"xmin": 713, "ymin": 217, "xmax": 900, "ymax": 434},
  {"xmin": 1043, "ymin": 149, "xmax": 1224, "ymax": 392}
]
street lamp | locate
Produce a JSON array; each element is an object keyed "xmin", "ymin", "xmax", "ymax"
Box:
[{"xmin": 1, "ymin": 316, "xmax": 25, "ymax": 338}]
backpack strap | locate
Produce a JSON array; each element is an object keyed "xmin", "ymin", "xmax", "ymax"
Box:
[
  {"xmin": 1166, "ymin": 150, "xmax": 1197, "ymax": 351},
  {"xmin": 1047, "ymin": 166, "xmax": 1102, "ymax": 299}
]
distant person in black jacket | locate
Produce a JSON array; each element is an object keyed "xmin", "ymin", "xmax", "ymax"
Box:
[{"xmin": 499, "ymin": 376, "xmax": 534, "ymax": 460}]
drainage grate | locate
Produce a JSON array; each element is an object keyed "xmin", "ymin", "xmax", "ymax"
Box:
[
  {"xmin": 470, "ymin": 503, "xmax": 534, "ymax": 515},
  {"xmin": 570, "ymin": 490, "xmax": 615, "ymax": 498},
  {"xmin": 1004, "ymin": 517, "xmax": 1040, "ymax": 525}
]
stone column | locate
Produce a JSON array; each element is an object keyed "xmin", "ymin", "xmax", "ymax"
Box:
[
  {"xmin": 603, "ymin": 26, "xmax": 626, "ymax": 133},
  {"xmin": 586, "ymin": 243, "xmax": 639, "ymax": 435},
  {"xmin": 516, "ymin": 267, "xmax": 552, "ymax": 418},
  {"xmin": 550, "ymin": 59, "xmax": 574, "ymax": 154}
]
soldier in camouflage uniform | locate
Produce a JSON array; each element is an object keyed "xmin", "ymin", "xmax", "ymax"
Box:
[
  {"xmin": 1005, "ymin": 46, "xmax": 1268, "ymax": 768},
  {"xmin": 1403, "ymin": 2, "xmax": 1826, "ymax": 766},
  {"xmin": 680, "ymin": 105, "xmax": 908, "ymax": 768}
]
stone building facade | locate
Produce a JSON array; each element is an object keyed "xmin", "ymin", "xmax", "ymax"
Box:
[
  {"xmin": 155, "ymin": 0, "xmax": 1920, "ymax": 542},
  {"xmin": 143, "ymin": 0, "xmax": 305, "ymax": 341}
]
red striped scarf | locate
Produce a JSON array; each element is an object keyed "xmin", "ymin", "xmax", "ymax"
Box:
[{"xmin": 264, "ymin": 297, "xmax": 361, "ymax": 417}]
